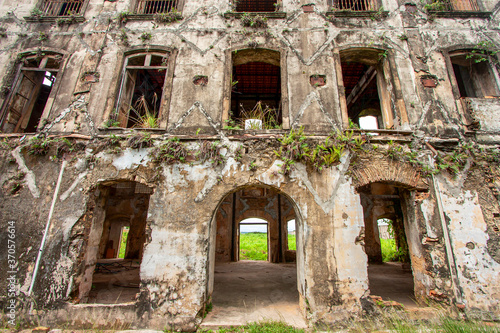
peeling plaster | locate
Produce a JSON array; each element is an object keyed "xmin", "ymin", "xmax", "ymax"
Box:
[
  {"xmin": 112, "ymin": 148, "xmax": 150, "ymax": 170},
  {"xmin": 11, "ymin": 147, "xmax": 40, "ymax": 198}
]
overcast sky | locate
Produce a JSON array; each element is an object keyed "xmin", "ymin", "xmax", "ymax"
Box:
[{"xmin": 240, "ymin": 218, "xmax": 296, "ymax": 233}]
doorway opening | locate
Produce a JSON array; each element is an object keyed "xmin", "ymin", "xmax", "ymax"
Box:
[
  {"xmin": 239, "ymin": 218, "xmax": 269, "ymax": 261},
  {"xmin": 204, "ymin": 186, "xmax": 305, "ymax": 328},
  {"xmin": 78, "ymin": 181, "xmax": 153, "ymax": 304},
  {"xmin": 359, "ymin": 182, "xmax": 416, "ymax": 307}
]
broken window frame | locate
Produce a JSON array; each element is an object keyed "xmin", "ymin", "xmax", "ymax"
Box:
[
  {"xmin": 112, "ymin": 50, "xmax": 176, "ymax": 129},
  {"xmin": 39, "ymin": 0, "xmax": 88, "ymax": 16},
  {"xmin": 222, "ymin": 47, "xmax": 290, "ymax": 130},
  {"xmin": 0, "ymin": 53, "xmax": 64, "ymax": 133},
  {"xmin": 446, "ymin": 49, "xmax": 500, "ymax": 99},
  {"xmin": 133, "ymin": 0, "xmax": 184, "ymax": 15},
  {"xmin": 334, "ymin": 47, "xmax": 408, "ymax": 130}
]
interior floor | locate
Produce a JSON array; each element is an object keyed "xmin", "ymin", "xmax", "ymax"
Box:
[
  {"xmin": 201, "ymin": 261, "xmax": 306, "ymax": 329},
  {"xmin": 87, "ymin": 259, "xmax": 140, "ymax": 304},
  {"xmin": 368, "ymin": 262, "xmax": 416, "ymax": 308}
]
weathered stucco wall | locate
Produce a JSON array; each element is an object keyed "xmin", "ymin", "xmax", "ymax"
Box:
[{"xmin": 0, "ymin": 0, "xmax": 499, "ymax": 329}]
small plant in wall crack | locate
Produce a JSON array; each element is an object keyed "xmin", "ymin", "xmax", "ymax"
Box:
[
  {"xmin": 127, "ymin": 132, "xmax": 154, "ymax": 149},
  {"xmin": 197, "ymin": 140, "xmax": 227, "ymax": 166},
  {"xmin": 249, "ymin": 160, "xmax": 257, "ymax": 171},
  {"xmin": 150, "ymin": 137, "xmax": 188, "ymax": 164},
  {"xmin": 37, "ymin": 32, "xmax": 48, "ymax": 42},
  {"xmin": 240, "ymin": 12, "xmax": 268, "ymax": 28},
  {"xmin": 153, "ymin": 9, "xmax": 183, "ymax": 24},
  {"xmin": 466, "ymin": 40, "xmax": 499, "ymax": 64},
  {"xmin": 140, "ymin": 32, "xmax": 152, "ymax": 43}
]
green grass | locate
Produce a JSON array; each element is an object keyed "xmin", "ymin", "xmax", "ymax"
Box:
[
  {"xmin": 118, "ymin": 228, "xmax": 129, "ymax": 259},
  {"xmin": 288, "ymin": 234, "xmax": 296, "ymax": 251},
  {"xmin": 381, "ymin": 238, "xmax": 397, "ymax": 262},
  {"xmin": 213, "ymin": 320, "xmax": 305, "ymax": 333},
  {"xmin": 240, "ymin": 232, "xmax": 268, "ymax": 260}
]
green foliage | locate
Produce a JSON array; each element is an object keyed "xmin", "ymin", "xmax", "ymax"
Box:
[
  {"xmin": 197, "ymin": 140, "xmax": 226, "ymax": 166},
  {"xmin": 119, "ymin": 29, "xmax": 129, "ymax": 46},
  {"xmin": 53, "ymin": 137, "xmax": 75, "ymax": 158},
  {"xmin": 240, "ymin": 232, "xmax": 268, "ymax": 261},
  {"xmin": 37, "ymin": 32, "xmax": 48, "ymax": 42},
  {"xmin": 24, "ymin": 137, "xmax": 51, "ymax": 156},
  {"xmin": 30, "ymin": 8, "xmax": 44, "ymax": 17},
  {"xmin": 151, "ymin": 137, "xmax": 188, "ymax": 164},
  {"xmin": 127, "ymin": 94, "xmax": 159, "ymax": 128},
  {"xmin": 116, "ymin": 11, "xmax": 132, "ymax": 24},
  {"xmin": 118, "ymin": 227, "xmax": 129, "ymax": 258},
  {"xmin": 249, "ymin": 160, "xmax": 257, "ymax": 171},
  {"xmin": 215, "ymin": 320, "xmax": 305, "ymax": 333},
  {"xmin": 127, "ymin": 132, "xmax": 154, "ymax": 149},
  {"xmin": 103, "ymin": 119, "xmax": 121, "ymax": 128},
  {"xmin": 423, "ymin": 0, "xmax": 446, "ymax": 11},
  {"xmin": 466, "ymin": 40, "xmax": 499, "ymax": 64},
  {"xmin": 240, "ymin": 13, "xmax": 268, "ymax": 28},
  {"xmin": 140, "ymin": 32, "xmax": 152, "ymax": 43},
  {"xmin": 381, "ymin": 238, "xmax": 397, "ymax": 262},
  {"xmin": 275, "ymin": 127, "xmax": 367, "ymax": 175},
  {"xmin": 153, "ymin": 9, "xmax": 183, "ymax": 23}
]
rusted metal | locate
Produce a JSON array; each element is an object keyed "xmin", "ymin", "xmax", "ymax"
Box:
[
  {"xmin": 42, "ymin": 0, "xmax": 84, "ymax": 16},
  {"xmin": 135, "ymin": 0, "xmax": 181, "ymax": 14},
  {"xmin": 331, "ymin": 0, "xmax": 378, "ymax": 11}
]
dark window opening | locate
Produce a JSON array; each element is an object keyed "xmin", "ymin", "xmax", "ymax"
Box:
[
  {"xmin": 341, "ymin": 61, "xmax": 382, "ymax": 129},
  {"xmin": 231, "ymin": 61, "xmax": 281, "ymax": 129},
  {"xmin": 87, "ymin": 182, "xmax": 153, "ymax": 304},
  {"xmin": 42, "ymin": 0, "xmax": 84, "ymax": 16},
  {"xmin": 236, "ymin": 0, "xmax": 277, "ymax": 12},
  {"xmin": 451, "ymin": 53, "xmax": 500, "ymax": 98},
  {"xmin": 115, "ymin": 53, "xmax": 168, "ymax": 128},
  {"xmin": 330, "ymin": 0, "xmax": 378, "ymax": 11},
  {"xmin": 440, "ymin": 0, "xmax": 479, "ymax": 11},
  {"xmin": 0, "ymin": 55, "xmax": 60, "ymax": 133},
  {"xmin": 136, "ymin": 0, "xmax": 181, "ymax": 14}
]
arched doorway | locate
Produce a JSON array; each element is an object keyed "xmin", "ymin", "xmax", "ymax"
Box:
[
  {"xmin": 359, "ymin": 182, "xmax": 417, "ymax": 307},
  {"xmin": 204, "ymin": 185, "xmax": 306, "ymax": 327}
]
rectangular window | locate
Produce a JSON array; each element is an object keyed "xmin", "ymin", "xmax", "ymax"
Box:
[
  {"xmin": 41, "ymin": 0, "xmax": 85, "ymax": 16},
  {"xmin": 236, "ymin": 0, "xmax": 277, "ymax": 12},
  {"xmin": 441, "ymin": 0, "xmax": 479, "ymax": 11},
  {"xmin": 450, "ymin": 52, "xmax": 499, "ymax": 98},
  {"xmin": 135, "ymin": 0, "xmax": 182, "ymax": 14},
  {"xmin": 330, "ymin": 0, "xmax": 378, "ymax": 11},
  {"xmin": 0, "ymin": 55, "xmax": 61, "ymax": 133},
  {"xmin": 115, "ymin": 53, "xmax": 169, "ymax": 128}
]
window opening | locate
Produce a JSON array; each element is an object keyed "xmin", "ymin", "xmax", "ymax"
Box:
[
  {"xmin": 86, "ymin": 182, "xmax": 152, "ymax": 304},
  {"xmin": 118, "ymin": 226, "xmax": 130, "ymax": 259},
  {"xmin": 115, "ymin": 53, "xmax": 168, "ymax": 128},
  {"xmin": 236, "ymin": 0, "xmax": 277, "ymax": 12},
  {"xmin": 231, "ymin": 59, "xmax": 281, "ymax": 129},
  {"xmin": 239, "ymin": 218, "xmax": 268, "ymax": 261},
  {"xmin": 341, "ymin": 61, "xmax": 382, "ymax": 128},
  {"xmin": 136, "ymin": 0, "xmax": 181, "ymax": 14},
  {"xmin": 0, "ymin": 55, "xmax": 60, "ymax": 133},
  {"xmin": 42, "ymin": 0, "xmax": 85, "ymax": 16},
  {"xmin": 450, "ymin": 52, "xmax": 500, "ymax": 98},
  {"xmin": 330, "ymin": 0, "xmax": 377, "ymax": 10},
  {"xmin": 440, "ymin": 0, "xmax": 479, "ymax": 11},
  {"xmin": 287, "ymin": 219, "xmax": 296, "ymax": 251}
]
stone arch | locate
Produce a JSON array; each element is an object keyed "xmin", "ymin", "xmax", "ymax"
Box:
[
  {"xmin": 351, "ymin": 158, "xmax": 429, "ymax": 192},
  {"xmin": 207, "ymin": 183, "xmax": 306, "ymax": 300}
]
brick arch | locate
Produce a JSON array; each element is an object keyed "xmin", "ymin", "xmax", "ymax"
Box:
[{"xmin": 351, "ymin": 158, "xmax": 429, "ymax": 191}]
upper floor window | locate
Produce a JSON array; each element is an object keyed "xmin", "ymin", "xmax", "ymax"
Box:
[
  {"xmin": 449, "ymin": 50, "xmax": 499, "ymax": 98},
  {"xmin": 229, "ymin": 49, "xmax": 283, "ymax": 130},
  {"xmin": 337, "ymin": 48, "xmax": 400, "ymax": 130},
  {"xmin": 235, "ymin": 0, "xmax": 277, "ymax": 12},
  {"xmin": 41, "ymin": 0, "xmax": 85, "ymax": 16},
  {"xmin": 329, "ymin": 0, "xmax": 379, "ymax": 11},
  {"xmin": 436, "ymin": 0, "xmax": 479, "ymax": 11},
  {"xmin": 135, "ymin": 0, "xmax": 183, "ymax": 14},
  {"xmin": 114, "ymin": 52, "xmax": 171, "ymax": 128},
  {"xmin": 0, "ymin": 54, "xmax": 62, "ymax": 133}
]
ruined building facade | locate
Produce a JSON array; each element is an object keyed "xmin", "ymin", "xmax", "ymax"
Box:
[{"xmin": 0, "ymin": 0, "xmax": 499, "ymax": 330}]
